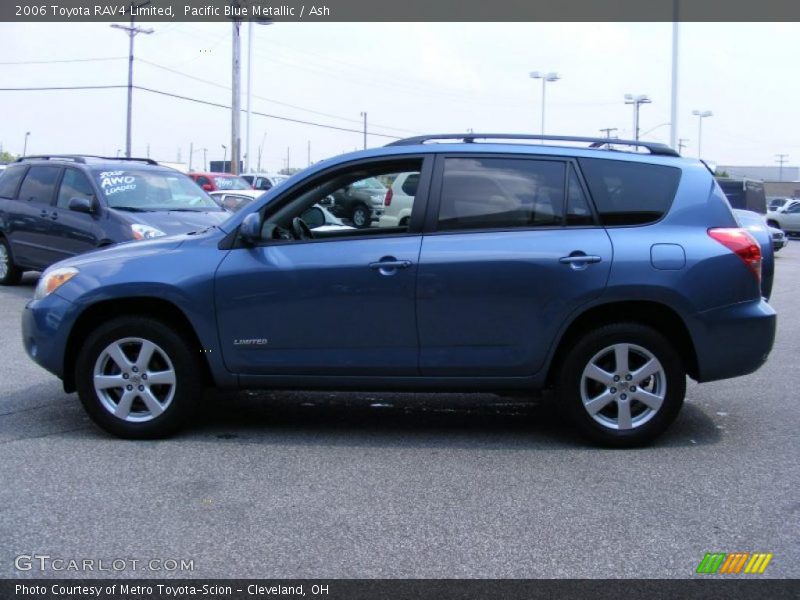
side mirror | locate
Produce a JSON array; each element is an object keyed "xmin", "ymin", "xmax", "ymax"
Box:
[
  {"xmin": 68, "ymin": 197, "xmax": 94, "ymax": 214},
  {"xmin": 300, "ymin": 206, "xmax": 326, "ymax": 229},
  {"xmin": 201, "ymin": 183, "xmax": 213, "ymax": 192},
  {"xmin": 239, "ymin": 212, "xmax": 262, "ymax": 244}
]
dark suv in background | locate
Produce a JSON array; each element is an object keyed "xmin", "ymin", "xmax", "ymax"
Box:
[{"xmin": 0, "ymin": 155, "xmax": 227, "ymax": 284}]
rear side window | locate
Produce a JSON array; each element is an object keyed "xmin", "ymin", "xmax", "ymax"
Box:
[
  {"xmin": 578, "ymin": 158, "xmax": 681, "ymax": 225},
  {"xmin": 438, "ymin": 157, "xmax": 565, "ymax": 231},
  {"xmin": 0, "ymin": 165, "xmax": 27, "ymax": 199},
  {"xmin": 17, "ymin": 166, "xmax": 61, "ymax": 205}
]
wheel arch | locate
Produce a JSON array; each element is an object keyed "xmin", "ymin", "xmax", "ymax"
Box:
[
  {"xmin": 546, "ymin": 300, "xmax": 699, "ymax": 385},
  {"xmin": 63, "ymin": 297, "xmax": 213, "ymax": 393}
]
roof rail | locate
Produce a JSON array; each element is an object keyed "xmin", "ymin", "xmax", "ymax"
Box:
[
  {"xmin": 15, "ymin": 155, "xmax": 87, "ymax": 163},
  {"xmin": 385, "ymin": 133, "xmax": 680, "ymax": 157},
  {"xmin": 14, "ymin": 155, "xmax": 159, "ymax": 165}
]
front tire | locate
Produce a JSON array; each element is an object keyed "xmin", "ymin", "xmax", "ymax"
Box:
[
  {"xmin": 557, "ymin": 323, "xmax": 685, "ymax": 447},
  {"xmin": 0, "ymin": 237, "xmax": 22, "ymax": 285},
  {"xmin": 75, "ymin": 317, "xmax": 203, "ymax": 439}
]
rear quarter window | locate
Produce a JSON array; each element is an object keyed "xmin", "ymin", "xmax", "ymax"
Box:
[
  {"xmin": 578, "ymin": 158, "xmax": 681, "ymax": 226},
  {"xmin": 0, "ymin": 165, "xmax": 27, "ymax": 199}
]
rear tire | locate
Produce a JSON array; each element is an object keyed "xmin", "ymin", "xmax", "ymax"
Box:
[
  {"xmin": 351, "ymin": 204, "xmax": 371, "ymax": 229},
  {"xmin": 0, "ymin": 237, "xmax": 23, "ymax": 286},
  {"xmin": 557, "ymin": 323, "xmax": 685, "ymax": 448},
  {"xmin": 75, "ymin": 317, "xmax": 203, "ymax": 439}
]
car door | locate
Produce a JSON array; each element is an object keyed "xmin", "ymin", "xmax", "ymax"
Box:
[
  {"xmin": 780, "ymin": 201, "xmax": 800, "ymax": 232},
  {"xmin": 416, "ymin": 155, "xmax": 612, "ymax": 377},
  {"xmin": 215, "ymin": 157, "xmax": 431, "ymax": 377},
  {"xmin": 9, "ymin": 165, "xmax": 63, "ymax": 268},
  {"xmin": 46, "ymin": 168, "xmax": 104, "ymax": 260}
]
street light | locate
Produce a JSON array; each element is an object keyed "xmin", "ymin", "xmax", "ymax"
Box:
[
  {"xmin": 529, "ymin": 71, "xmax": 560, "ymax": 138},
  {"xmin": 624, "ymin": 94, "xmax": 652, "ymax": 141},
  {"xmin": 692, "ymin": 110, "xmax": 713, "ymax": 159},
  {"xmin": 23, "ymin": 132, "xmax": 30, "ymax": 156},
  {"xmin": 221, "ymin": 144, "xmax": 227, "ymax": 171}
]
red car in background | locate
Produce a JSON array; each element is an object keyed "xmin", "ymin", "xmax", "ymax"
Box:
[{"xmin": 188, "ymin": 172, "xmax": 253, "ymax": 192}]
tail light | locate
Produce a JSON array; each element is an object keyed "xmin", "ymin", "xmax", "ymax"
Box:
[
  {"xmin": 708, "ymin": 227, "xmax": 762, "ymax": 282},
  {"xmin": 384, "ymin": 188, "xmax": 393, "ymax": 206}
]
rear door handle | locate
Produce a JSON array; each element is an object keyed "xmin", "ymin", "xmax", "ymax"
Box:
[{"xmin": 559, "ymin": 255, "xmax": 601, "ymax": 264}]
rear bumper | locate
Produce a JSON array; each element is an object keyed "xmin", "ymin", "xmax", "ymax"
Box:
[{"xmin": 690, "ymin": 298, "xmax": 776, "ymax": 383}]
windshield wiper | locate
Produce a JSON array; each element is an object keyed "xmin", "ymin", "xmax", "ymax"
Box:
[
  {"xmin": 112, "ymin": 206, "xmax": 151, "ymax": 212},
  {"xmin": 165, "ymin": 208, "xmax": 216, "ymax": 212}
]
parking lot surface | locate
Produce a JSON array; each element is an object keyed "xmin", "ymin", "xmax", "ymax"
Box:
[{"xmin": 0, "ymin": 245, "xmax": 798, "ymax": 579}]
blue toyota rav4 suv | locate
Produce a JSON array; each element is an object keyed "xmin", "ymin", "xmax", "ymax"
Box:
[{"xmin": 18, "ymin": 135, "xmax": 776, "ymax": 446}]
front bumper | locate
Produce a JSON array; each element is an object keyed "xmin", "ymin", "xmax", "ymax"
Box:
[
  {"xmin": 21, "ymin": 292, "xmax": 79, "ymax": 380},
  {"xmin": 690, "ymin": 298, "xmax": 777, "ymax": 383}
]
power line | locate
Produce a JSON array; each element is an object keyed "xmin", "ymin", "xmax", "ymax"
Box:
[
  {"xmin": 0, "ymin": 57, "xmax": 127, "ymax": 65},
  {"xmin": 135, "ymin": 57, "xmax": 421, "ymax": 134},
  {"xmin": 0, "ymin": 83, "xmax": 402, "ymax": 139}
]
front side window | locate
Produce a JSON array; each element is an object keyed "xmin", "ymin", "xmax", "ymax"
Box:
[
  {"xmin": 17, "ymin": 166, "xmax": 61, "ymax": 204},
  {"xmin": 260, "ymin": 160, "xmax": 423, "ymax": 241},
  {"xmin": 94, "ymin": 169, "xmax": 222, "ymax": 212},
  {"xmin": 438, "ymin": 157, "xmax": 565, "ymax": 231},
  {"xmin": 57, "ymin": 169, "xmax": 95, "ymax": 209}
]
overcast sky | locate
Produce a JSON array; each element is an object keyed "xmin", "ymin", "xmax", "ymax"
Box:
[{"xmin": 1, "ymin": 21, "xmax": 798, "ymax": 171}]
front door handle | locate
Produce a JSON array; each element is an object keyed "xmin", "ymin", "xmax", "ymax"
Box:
[{"xmin": 559, "ymin": 255, "xmax": 601, "ymax": 264}]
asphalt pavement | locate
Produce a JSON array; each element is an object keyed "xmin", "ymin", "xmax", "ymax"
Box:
[{"xmin": 0, "ymin": 244, "xmax": 798, "ymax": 579}]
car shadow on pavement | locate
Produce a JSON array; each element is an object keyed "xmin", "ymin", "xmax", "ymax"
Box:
[{"xmin": 182, "ymin": 389, "xmax": 722, "ymax": 450}]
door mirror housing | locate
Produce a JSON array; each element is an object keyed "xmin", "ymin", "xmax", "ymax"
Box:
[
  {"xmin": 68, "ymin": 197, "xmax": 94, "ymax": 214},
  {"xmin": 300, "ymin": 206, "xmax": 326, "ymax": 229},
  {"xmin": 240, "ymin": 212, "xmax": 262, "ymax": 244},
  {"xmin": 201, "ymin": 183, "xmax": 214, "ymax": 192}
]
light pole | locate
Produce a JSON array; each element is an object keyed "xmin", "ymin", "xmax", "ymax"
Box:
[
  {"xmin": 245, "ymin": 20, "xmax": 272, "ymax": 174},
  {"xmin": 360, "ymin": 111, "xmax": 367, "ymax": 149},
  {"xmin": 678, "ymin": 138, "xmax": 689, "ymax": 154},
  {"xmin": 221, "ymin": 144, "xmax": 227, "ymax": 170},
  {"xmin": 692, "ymin": 110, "xmax": 713, "ymax": 159},
  {"xmin": 23, "ymin": 131, "xmax": 30, "ymax": 156},
  {"xmin": 529, "ymin": 71, "xmax": 560, "ymax": 138},
  {"xmin": 231, "ymin": 19, "xmax": 242, "ymax": 175},
  {"xmin": 110, "ymin": 1, "xmax": 154, "ymax": 158},
  {"xmin": 625, "ymin": 94, "xmax": 652, "ymax": 141}
]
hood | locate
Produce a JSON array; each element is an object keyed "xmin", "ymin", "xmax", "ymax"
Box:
[
  {"xmin": 112, "ymin": 208, "xmax": 231, "ymax": 235},
  {"xmin": 55, "ymin": 235, "xmax": 191, "ymax": 270}
]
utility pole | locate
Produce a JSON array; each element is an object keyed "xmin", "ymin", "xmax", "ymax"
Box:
[
  {"xmin": 678, "ymin": 138, "xmax": 689, "ymax": 154},
  {"xmin": 599, "ymin": 127, "xmax": 618, "ymax": 140},
  {"xmin": 625, "ymin": 94, "xmax": 652, "ymax": 141},
  {"xmin": 22, "ymin": 131, "xmax": 30, "ymax": 156},
  {"xmin": 110, "ymin": 1, "xmax": 154, "ymax": 158},
  {"xmin": 189, "ymin": 142, "xmax": 194, "ymax": 170},
  {"xmin": 776, "ymin": 154, "xmax": 789, "ymax": 182},
  {"xmin": 286, "ymin": 146, "xmax": 290, "ymax": 172},
  {"xmin": 231, "ymin": 17, "xmax": 242, "ymax": 174},
  {"xmin": 360, "ymin": 111, "xmax": 367, "ymax": 149},
  {"xmin": 146, "ymin": 143, "xmax": 150, "ymax": 158},
  {"xmin": 203, "ymin": 148, "xmax": 208, "ymax": 171},
  {"xmin": 245, "ymin": 19, "xmax": 252, "ymax": 173},
  {"xmin": 307, "ymin": 140, "xmax": 311, "ymax": 166}
]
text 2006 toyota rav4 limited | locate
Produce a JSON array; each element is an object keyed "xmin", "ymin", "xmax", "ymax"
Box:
[{"xmin": 19, "ymin": 134, "xmax": 776, "ymax": 446}]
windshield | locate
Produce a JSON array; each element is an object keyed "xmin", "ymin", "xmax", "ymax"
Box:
[
  {"xmin": 95, "ymin": 169, "xmax": 222, "ymax": 211},
  {"xmin": 213, "ymin": 175, "xmax": 251, "ymax": 190}
]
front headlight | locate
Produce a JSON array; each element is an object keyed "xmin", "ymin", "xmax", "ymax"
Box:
[
  {"xmin": 34, "ymin": 267, "xmax": 79, "ymax": 301},
  {"xmin": 131, "ymin": 223, "xmax": 166, "ymax": 240}
]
